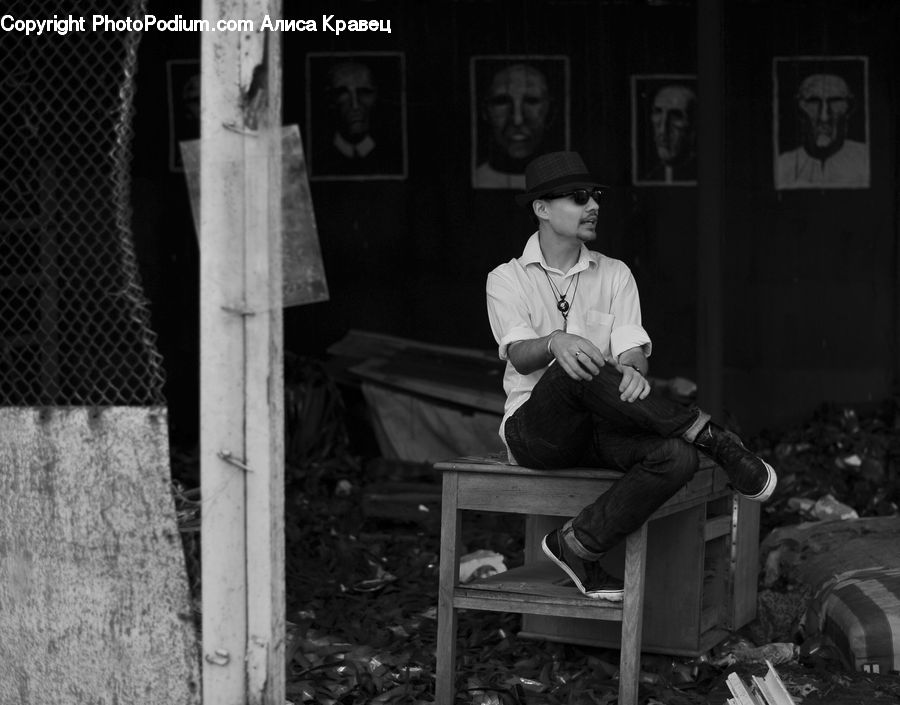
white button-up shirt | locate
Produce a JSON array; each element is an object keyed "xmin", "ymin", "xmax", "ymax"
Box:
[{"xmin": 486, "ymin": 232, "xmax": 652, "ymax": 459}]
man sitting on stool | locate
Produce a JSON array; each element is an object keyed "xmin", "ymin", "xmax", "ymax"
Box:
[{"xmin": 486, "ymin": 151, "xmax": 776, "ymax": 601}]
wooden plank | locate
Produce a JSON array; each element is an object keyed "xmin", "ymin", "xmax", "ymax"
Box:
[
  {"xmin": 435, "ymin": 472, "xmax": 461, "ymax": 704},
  {"xmin": 351, "ymin": 358, "xmax": 506, "ymax": 414},
  {"xmin": 328, "ymin": 328, "xmax": 500, "ymax": 363},
  {"xmin": 700, "ymin": 605, "xmax": 721, "ymax": 634},
  {"xmin": 705, "ymin": 514, "xmax": 732, "ymax": 541},
  {"xmin": 200, "ymin": 2, "xmax": 285, "ymax": 704},
  {"xmin": 519, "ymin": 626, "xmax": 729, "ymax": 658},
  {"xmin": 731, "ymin": 495, "xmax": 761, "ymax": 629},
  {"xmin": 455, "ymin": 593, "xmax": 624, "ymax": 621},
  {"xmin": 619, "ymin": 524, "xmax": 649, "ymax": 705},
  {"xmin": 641, "ymin": 507, "xmax": 705, "ymax": 649},
  {"xmin": 457, "ymin": 473, "xmax": 618, "ymax": 515},
  {"xmin": 199, "ymin": 1, "xmax": 248, "ymax": 697},
  {"xmin": 438, "ymin": 456, "xmax": 720, "ymax": 482},
  {"xmin": 437, "ymin": 460, "xmax": 624, "ymax": 479},
  {"xmin": 455, "ymin": 470, "xmax": 723, "ymax": 517},
  {"xmin": 465, "ymin": 561, "xmax": 592, "ymax": 596},
  {"xmin": 242, "ymin": 7, "xmax": 284, "ymax": 705}
]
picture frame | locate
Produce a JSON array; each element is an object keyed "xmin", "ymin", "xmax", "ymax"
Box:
[
  {"xmin": 630, "ymin": 74, "xmax": 698, "ymax": 187},
  {"xmin": 305, "ymin": 51, "xmax": 407, "ymax": 181},
  {"xmin": 470, "ymin": 55, "xmax": 570, "ymax": 190},
  {"xmin": 773, "ymin": 55, "xmax": 869, "ymax": 190}
]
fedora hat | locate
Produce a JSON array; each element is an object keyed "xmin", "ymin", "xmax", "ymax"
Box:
[{"xmin": 514, "ymin": 151, "xmax": 608, "ymax": 207}]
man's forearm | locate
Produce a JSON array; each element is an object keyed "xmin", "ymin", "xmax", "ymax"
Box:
[
  {"xmin": 617, "ymin": 346, "xmax": 649, "ymax": 376},
  {"xmin": 507, "ymin": 331, "xmax": 560, "ymax": 375}
]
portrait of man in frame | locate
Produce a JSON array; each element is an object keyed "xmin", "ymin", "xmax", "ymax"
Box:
[
  {"xmin": 306, "ymin": 51, "xmax": 408, "ymax": 181},
  {"xmin": 773, "ymin": 56, "xmax": 869, "ymax": 190},
  {"xmin": 470, "ymin": 55, "xmax": 570, "ymax": 190},
  {"xmin": 631, "ymin": 74, "xmax": 698, "ymax": 187}
]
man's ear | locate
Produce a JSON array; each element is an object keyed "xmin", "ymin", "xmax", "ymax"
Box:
[{"xmin": 532, "ymin": 199, "xmax": 550, "ymax": 221}]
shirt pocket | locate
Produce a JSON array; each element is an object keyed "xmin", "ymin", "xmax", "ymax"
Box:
[{"xmin": 586, "ymin": 310, "xmax": 615, "ymax": 352}]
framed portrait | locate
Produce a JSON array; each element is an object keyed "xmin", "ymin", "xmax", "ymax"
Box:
[
  {"xmin": 773, "ymin": 56, "xmax": 869, "ymax": 190},
  {"xmin": 166, "ymin": 59, "xmax": 200, "ymax": 173},
  {"xmin": 630, "ymin": 74, "xmax": 698, "ymax": 187},
  {"xmin": 305, "ymin": 51, "xmax": 407, "ymax": 181},
  {"xmin": 470, "ymin": 55, "xmax": 570, "ymax": 190}
]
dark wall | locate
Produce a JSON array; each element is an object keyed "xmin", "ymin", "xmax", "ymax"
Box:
[
  {"xmin": 283, "ymin": 0, "xmax": 703, "ymax": 378},
  {"xmin": 721, "ymin": 1, "xmax": 899, "ymax": 431},
  {"xmin": 131, "ymin": 0, "xmax": 899, "ymax": 442}
]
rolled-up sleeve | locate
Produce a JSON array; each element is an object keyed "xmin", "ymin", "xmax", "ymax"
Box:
[
  {"xmin": 486, "ymin": 269, "xmax": 539, "ymax": 360},
  {"xmin": 609, "ymin": 267, "xmax": 653, "ymax": 360}
]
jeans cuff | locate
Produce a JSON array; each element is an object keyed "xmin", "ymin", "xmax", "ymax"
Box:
[
  {"xmin": 682, "ymin": 409, "xmax": 711, "ymax": 443},
  {"xmin": 561, "ymin": 519, "xmax": 605, "ymax": 561}
]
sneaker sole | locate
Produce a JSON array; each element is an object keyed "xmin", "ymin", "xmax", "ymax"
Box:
[
  {"xmin": 541, "ymin": 534, "xmax": 623, "ymax": 601},
  {"xmin": 740, "ymin": 461, "xmax": 777, "ymax": 502}
]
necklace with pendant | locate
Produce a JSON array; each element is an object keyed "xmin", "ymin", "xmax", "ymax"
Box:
[{"xmin": 544, "ymin": 270, "xmax": 580, "ymax": 326}]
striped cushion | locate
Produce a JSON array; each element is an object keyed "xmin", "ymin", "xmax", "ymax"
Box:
[{"xmin": 805, "ymin": 566, "xmax": 900, "ymax": 674}]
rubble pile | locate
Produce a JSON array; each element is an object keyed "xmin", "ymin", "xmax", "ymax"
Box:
[
  {"xmin": 750, "ymin": 399, "xmax": 900, "ymax": 533},
  {"xmin": 170, "ymin": 391, "xmax": 900, "ymax": 703}
]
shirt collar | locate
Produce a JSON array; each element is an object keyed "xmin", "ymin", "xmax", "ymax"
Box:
[
  {"xmin": 333, "ymin": 132, "xmax": 376, "ymax": 158},
  {"xmin": 520, "ymin": 232, "xmax": 593, "ymax": 276}
]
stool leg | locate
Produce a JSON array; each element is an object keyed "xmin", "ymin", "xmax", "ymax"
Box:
[
  {"xmin": 619, "ymin": 522, "xmax": 648, "ymax": 705},
  {"xmin": 436, "ymin": 471, "xmax": 461, "ymax": 704}
]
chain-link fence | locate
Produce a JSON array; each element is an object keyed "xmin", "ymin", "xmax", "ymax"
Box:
[{"xmin": 0, "ymin": 0, "xmax": 165, "ymax": 405}]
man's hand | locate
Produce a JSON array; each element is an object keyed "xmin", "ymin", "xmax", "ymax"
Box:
[
  {"xmin": 614, "ymin": 346, "xmax": 651, "ymax": 402},
  {"xmin": 614, "ymin": 361, "xmax": 651, "ymax": 402},
  {"xmin": 548, "ymin": 332, "xmax": 606, "ymax": 381}
]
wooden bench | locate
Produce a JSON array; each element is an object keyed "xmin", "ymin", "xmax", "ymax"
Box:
[{"xmin": 434, "ymin": 453, "xmax": 759, "ymax": 705}]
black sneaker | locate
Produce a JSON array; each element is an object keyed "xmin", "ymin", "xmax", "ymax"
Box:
[
  {"xmin": 695, "ymin": 423, "xmax": 777, "ymax": 502},
  {"xmin": 541, "ymin": 530, "xmax": 624, "ymax": 602}
]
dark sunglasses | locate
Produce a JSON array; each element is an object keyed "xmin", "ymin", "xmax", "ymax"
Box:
[{"xmin": 541, "ymin": 188, "xmax": 603, "ymax": 205}]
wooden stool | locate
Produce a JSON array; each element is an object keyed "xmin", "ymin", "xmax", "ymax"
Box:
[{"xmin": 434, "ymin": 453, "xmax": 743, "ymax": 705}]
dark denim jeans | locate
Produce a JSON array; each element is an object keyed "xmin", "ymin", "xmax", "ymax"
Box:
[{"xmin": 505, "ymin": 363, "xmax": 709, "ymax": 558}]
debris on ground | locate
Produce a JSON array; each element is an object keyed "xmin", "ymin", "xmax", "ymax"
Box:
[{"xmin": 171, "ymin": 375, "xmax": 900, "ymax": 703}]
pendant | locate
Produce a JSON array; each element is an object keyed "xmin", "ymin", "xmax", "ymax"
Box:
[{"xmin": 557, "ymin": 299, "xmax": 569, "ymax": 314}]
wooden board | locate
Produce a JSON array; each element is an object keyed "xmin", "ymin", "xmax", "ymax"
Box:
[
  {"xmin": 731, "ymin": 496, "xmax": 761, "ymax": 630},
  {"xmin": 0, "ymin": 407, "xmax": 199, "ymax": 704},
  {"xmin": 351, "ymin": 356, "xmax": 505, "ymax": 414},
  {"xmin": 459, "ymin": 563, "xmax": 625, "ymax": 621},
  {"xmin": 199, "ymin": 3, "xmax": 286, "ymax": 702},
  {"xmin": 328, "ymin": 328, "xmax": 500, "ymax": 364}
]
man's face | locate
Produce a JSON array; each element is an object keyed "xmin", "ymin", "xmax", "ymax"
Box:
[
  {"xmin": 538, "ymin": 193, "xmax": 599, "ymax": 243},
  {"xmin": 330, "ymin": 63, "xmax": 377, "ymax": 142},
  {"xmin": 797, "ymin": 74, "xmax": 852, "ymax": 158},
  {"xmin": 651, "ymin": 85, "xmax": 696, "ymax": 165},
  {"xmin": 484, "ymin": 65, "xmax": 551, "ymax": 161}
]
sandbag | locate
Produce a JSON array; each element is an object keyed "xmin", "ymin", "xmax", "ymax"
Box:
[{"xmin": 805, "ymin": 565, "xmax": 900, "ymax": 673}]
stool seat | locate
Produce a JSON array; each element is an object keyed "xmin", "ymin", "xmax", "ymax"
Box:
[{"xmin": 434, "ymin": 453, "xmax": 736, "ymax": 705}]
